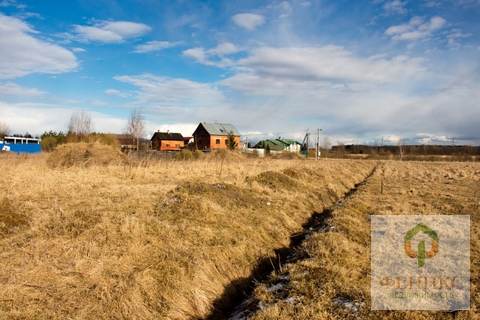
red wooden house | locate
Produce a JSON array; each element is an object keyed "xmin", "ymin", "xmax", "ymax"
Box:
[
  {"xmin": 151, "ymin": 130, "xmax": 184, "ymax": 151},
  {"xmin": 192, "ymin": 122, "xmax": 241, "ymax": 150}
]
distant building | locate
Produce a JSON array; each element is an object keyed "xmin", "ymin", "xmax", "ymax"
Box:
[
  {"xmin": 254, "ymin": 138, "xmax": 302, "ymax": 153},
  {"xmin": 116, "ymin": 134, "xmax": 136, "ymax": 151},
  {"xmin": 151, "ymin": 130, "xmax": 184, "ymax": 151},
  {"xmin": 1, "ymin": 136, "xmax": 41, "ymax": 154},
  {"xmin": 192, "ymin": 122, "xmax": 241, "ymax": 150}
]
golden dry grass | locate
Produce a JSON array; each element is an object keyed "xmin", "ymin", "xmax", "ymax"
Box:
[
  {"xmin": 46, "ymin": 142, "xmax": 131, "ymax": 168},
  {"xmin": 0, "ymin": 149, "xmax": 376, "ymax": 319},
  {"xmin": 245, "ymin": 161, "xmax": 480, "ymax": 320}
]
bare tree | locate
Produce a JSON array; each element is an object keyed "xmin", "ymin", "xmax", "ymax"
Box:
[
  {"xmin": 321, "ymin": 136, "xmax": 332, "ymax": 157},
  {"xmin": 68, "ymin": 110, "xmax": 93, "ymax": 141},
  {"xmin": 336, "ymin": 142, "xmax": 345, "ymax": 158},
  {"xmin": 124, "ymin": 108, "xmax": 146, "ymax": 150},
  {"xmin": 397, "ymin": 139, "xmax": 405, "ymax": 161},
  {"xmin": 0, "ymin": 122, "xmax": 10, "ymax": 140}
]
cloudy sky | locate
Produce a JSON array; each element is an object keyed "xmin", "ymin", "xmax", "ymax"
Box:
[{"xmin": 1, "ymin": 0, "xmax": 479, "ymax": 145}]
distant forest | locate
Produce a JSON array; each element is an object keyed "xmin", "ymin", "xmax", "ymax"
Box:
[{"xmin": 331, "ymin": 144, "xmax": 480, "ymax": 156}]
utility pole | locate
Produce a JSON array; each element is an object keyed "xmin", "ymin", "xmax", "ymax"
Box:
[
  {"xmin": 316, "ymin": 129, "xmax": 322, "ymax": 160},
  {"xmin": 306, "ymin": 129, "xmax": 309, "ymax": 159}
]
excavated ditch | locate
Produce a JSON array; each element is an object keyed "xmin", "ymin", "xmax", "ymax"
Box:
[{"xmin": 205, "ymin": 164, "xmax": 379, "ymax": 319}]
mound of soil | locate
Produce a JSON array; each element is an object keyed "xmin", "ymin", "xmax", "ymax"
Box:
[
  {"xmin": 46, "ymin": 142, "xmax": 131, "ymax": 168},
  {"xmin": 250, "ymin": 171, "xmax": 299, "ymax": 190}
]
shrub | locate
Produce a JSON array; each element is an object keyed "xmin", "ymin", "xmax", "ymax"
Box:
[
  {"xmin": 40, "ymin": 136, "xmax": 58, "ymax": 152},
  {"xmin": 176, "ymin": 149, "xmax": 193, "ymax": 161}
]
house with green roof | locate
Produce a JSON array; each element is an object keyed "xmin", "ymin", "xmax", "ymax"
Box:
[{"xmin": 254, "ymin": 138, "xmax": 302, "ymax": 153}]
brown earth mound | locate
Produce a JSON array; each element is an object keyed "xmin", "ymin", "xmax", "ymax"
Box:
[
  {"xmin": 46, "ymin": 142, "xmax": 131, "ymax": 168},
  {"xmin": 250, "ymin": 170, "xmax": 300, "ymax": 190}
]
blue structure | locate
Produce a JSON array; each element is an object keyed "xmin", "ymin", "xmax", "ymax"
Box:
[{"xmin": 1, "ymin": 136, "xmax": 41, "ymax": 154}]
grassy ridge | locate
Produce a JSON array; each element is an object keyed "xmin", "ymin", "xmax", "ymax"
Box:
[
  {"xmin": 245, "ymin": 161, "xmax": 479, "ymax": 319},
  {"xmin": 0, "ymin": 148, "xmax": 375, "ymax": 319}
]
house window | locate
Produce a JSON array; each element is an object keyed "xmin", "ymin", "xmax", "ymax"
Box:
[
  {"xmin": 225, "ymin": 139, "xmax": 228, "ymax": 145},
  {"xmin": 215, "ymin": 139, "xmax": 220, "ymax": 145}
]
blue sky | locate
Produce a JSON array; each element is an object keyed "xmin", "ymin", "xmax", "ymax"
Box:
[{"xmin": 1, "ymin": 0, "xmax": 479, "ymax": 145}]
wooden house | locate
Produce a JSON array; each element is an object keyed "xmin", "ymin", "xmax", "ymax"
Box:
[
  {"xmin": 116, "ymin": 134, "xmax": 152, "ymax": 151},
  {"xmin": 116, "ymin": 134, "xmax": 137, "ymax": 151},
  {"xmin": 192, "ymin": 122, "xmax": 241, "ymax": 150},
  {"xmin": 151, "ymin": 130, "xmax": 184, "ymax": 151}
]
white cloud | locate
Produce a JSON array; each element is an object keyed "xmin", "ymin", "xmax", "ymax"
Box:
[
  {"xmin": 419, "ymin": 16, "xmax": 446, "ymax": 31},
  {"xmin": 183, "ymin": 43, "xmax": 239, "ymax": 67},
  {"xmin": 72, "ymin": 47, "xmax": 86, "ymax": 53},
  {"xmin": 105, "ymin": 88, "xmax": 130, "ymax": 98},
  {"xmin": 208, "ymin": 42, "xmax": 238, "ymax": 56},
  {"xmin": 232, "ymin": 13, "xmax": 265, "ymax": 30},
  {"xmin": 0, "ymin": 0, "xmax": 26, "ymax": 9},
  {"xmin": 133, "ymin": 40, "xmax": 182, "ymax": 53},
  {"xmin": 73, "ymin": 20, "xmax": 151, "ymax": 43},
  {"xmin": 105, "ymin": 89, "xmax": 121, "ymax": 95},
  {"xmin": 150, "ymin": 123, "xmax": 198, "ymax": 138},
  {"xmin": 0, "ymin": 101, "xmax": 128, "ymax": 135},
  {"xmin": 0, "ymin": 13, "xmax": 78, "ymax": 79},
  {"xmin": 385, "ymin": 16, "xmax": 446, "ymax": 41},
  {"xmin": 424, "ymin": 1, "xmax": 441, "ymax": 7},
  {"xmin": 221, "ymin": 46, "xmax": 426, "ymax": 95},
  {"xmin": 279, "ymin": 1, "xmax": 293, "ymax": 18},
  {"xmin": 183, "ymin": 47, "xmax": 207, "ymax": 61},
  {"xmin": 113, "ymin": 74, "xmax": 225, "ymax": 105},
  {"xmin": 383, "ymin": 0, "xmax": 408, "ymax": 14},
  {"xmin": 0, "ymin": 82, "xmax": 46, "ymax": 96},
  {"xmin": 112, "ymin": 74, "xmax": 232, "ymax": 127},
  {"xmin": 447, "ymin": 29, "xmax": 471, "ymax": 47}
]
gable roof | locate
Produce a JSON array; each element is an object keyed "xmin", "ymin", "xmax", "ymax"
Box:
[
  {"xmin": 278, "ymin": 138, "xmax": 301, "ymax": 145},
  {"xmin": 194, "ymin": 122, "xmax": 241, "ymax": 136},
  {"xmin": 254, "ymin": 138, "xmax": 302, "ymax": 151},
  {"xmin": 151, "ymin": 131, "xmax": 184, "ymax": 141}
]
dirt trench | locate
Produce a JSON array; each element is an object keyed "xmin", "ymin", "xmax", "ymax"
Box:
[{"xmin": 205, "ymin": 164, "xmax": 379, "ymax": 319}]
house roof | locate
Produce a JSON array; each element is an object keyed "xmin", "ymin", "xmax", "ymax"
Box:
[
  {"xmin": 193, "ymin": 122, "xmax": 241, "ymax": 136},
  {"xmin": 151, "ymin": 131, "xmax": 184, "ymax": 141},
  {"xmin": 254, "ymin": 138, "xmax": 302, "ymax": 151},
  {"xmin": 278, "ymin": 138, "xmax": 301, "ymax": 145}
]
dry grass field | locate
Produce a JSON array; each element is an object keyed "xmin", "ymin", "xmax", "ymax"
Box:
[
  {"xmin": 241, "ymin": 160, "xmax": 480, "ymax": 320},
  {"xmin": 0, "ymin": 143, "xmax": 377, "ymax": 319}
]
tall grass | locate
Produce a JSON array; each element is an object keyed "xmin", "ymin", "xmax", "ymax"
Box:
[
  {"xmin": 245, "ymin": 161, "xmax": 480, "ymax": 319},
  {"xmin": 0, "ymin": 148, "xmax": 376, "ymax": 319}
]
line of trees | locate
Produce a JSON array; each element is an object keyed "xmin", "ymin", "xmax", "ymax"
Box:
[
  {"xmin": 330, "ymin": 143, "xmax": 480, "ymax": 156},
  {"xmin": 38, "ymin": 108, "xmax": 147, "ymax": 151}
]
